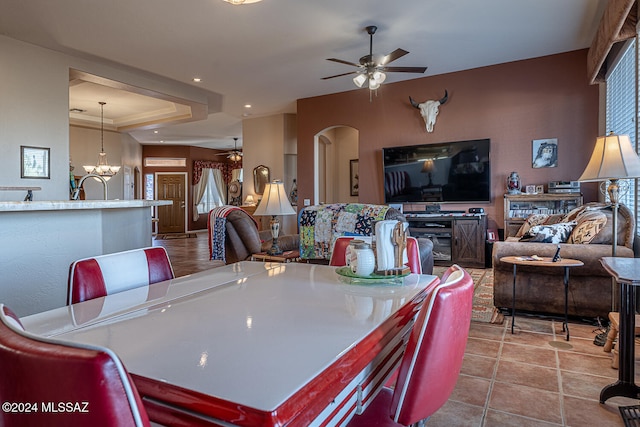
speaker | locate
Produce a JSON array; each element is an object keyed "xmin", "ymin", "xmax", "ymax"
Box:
[{"xmin": 469, "ymin": 207, "xmax": 484, "ymax": 214}]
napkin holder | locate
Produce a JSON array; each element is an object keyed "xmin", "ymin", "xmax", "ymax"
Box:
[{"xmin": 374, "ymin": 220, "xmax": 411, "ymax": 276}]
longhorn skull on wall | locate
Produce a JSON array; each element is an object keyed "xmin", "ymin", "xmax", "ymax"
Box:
[{"xmin": 409, "ymin": 90, "xmax": 448, "ymax": 132}]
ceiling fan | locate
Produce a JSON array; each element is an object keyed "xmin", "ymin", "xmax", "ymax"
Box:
[
  {"xmin": 215, "ymin": 137, "xmax": 243, "ymax": 162},
  {"xmin": 322, "ymin": 25, "xmax": 427, "ymax": 91}
]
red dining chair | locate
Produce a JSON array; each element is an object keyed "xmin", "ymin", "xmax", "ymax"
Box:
[
  {"xmin": 330, "ymin": 236, "xmax": 423, "ymax": 274},
  {"xmin": 347, "ymin": 264, "xmax": 474, "ymax": 426},
  {"xmin": 0, "ymin": 304, "xmax": 151, "ymax": 427},
  {"xmin": 68, "ymin": 246, "xmax": 174, "ymax": 304}
]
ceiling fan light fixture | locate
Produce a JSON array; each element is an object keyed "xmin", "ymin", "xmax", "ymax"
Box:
[
  {"xmin": 228, "ymin": 152, "xmax": 242, "ymax": 162},
  {"xmin": 372, "ymin": 71, "xmax": 386, "ymax": 84},
  {"xmin": 353, "ymin": 74, "xmax": 367, "ymax": 88},
  {"xmin": 368, "ymin": 79, "xmax": 381, "ymax": 91}
]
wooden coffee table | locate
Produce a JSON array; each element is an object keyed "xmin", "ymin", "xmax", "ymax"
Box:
[{"xmin": 500, "ymin": 256, "xmax": 584, "ymax": 341}]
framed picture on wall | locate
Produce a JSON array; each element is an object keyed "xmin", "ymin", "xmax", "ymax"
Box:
[
  {"xmin": 350, "ymin": 159, "xmax": 359, "ymax": 196},
  {"xmin": 532, "ymin": 138, "xmax": 558, "ymax": 168},
  {"xmin": 20, "ymin": 146, "xmax": 50, "ymax": 179}
]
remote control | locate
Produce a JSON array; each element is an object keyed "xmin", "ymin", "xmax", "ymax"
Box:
[{"xmin": 552, "ymin": 244, "xmax": 561, "ymax": 262}]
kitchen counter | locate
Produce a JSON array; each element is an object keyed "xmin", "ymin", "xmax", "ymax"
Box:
[
  {"xmin": 0, "ymin": 199, "xmax": 170, "ymax": 211},
  {"xmin": 0, "ymin": 199, "xmax": 172, "ymax": 316}
]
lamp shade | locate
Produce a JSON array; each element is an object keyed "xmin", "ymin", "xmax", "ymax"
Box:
[
  {"xmin": 243, "ymin": 194, "xmax": 255, "ymax": 205},
  {"xmin": 579, "ymin": 133, "xmax": 640, "ymax": 181},
  {"xmin": 254, "ymin": 180, "xmax": 296, "ymax": 216},
  {"xmin": 421, "ymin": 159, "xmax": 435, "ymax": 173}
]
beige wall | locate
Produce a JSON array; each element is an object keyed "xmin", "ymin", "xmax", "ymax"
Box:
[
  {"xmin": 297, "ymin": 49, "xmax": 599, "ymax": 231},
  {"xmin": 0, "ymin": 34, "xmax": 219, "ymax": 202},
  {"xmin": 243, "ymin": 113, "xmax": 298, "ymax": 234},
  {"xmin": 0, "ymin": 36, "xmax": 71, "ymax": 201},
  {"xmin": 70, "ymin": 125, "xmax": 136, "ymax": 200}
]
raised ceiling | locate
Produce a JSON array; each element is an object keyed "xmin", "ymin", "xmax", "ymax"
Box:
[{"xmin": 0, "ymin": 0, "xmax": 608, "ymax": 150}]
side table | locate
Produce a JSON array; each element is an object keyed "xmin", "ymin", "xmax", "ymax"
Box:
[
  {"xmin": 599, "ymin": 257, "xmax": 640, "ymax": 403},
  {"xmin": 251, "ymin": 250, "xmax": 300, "ymax": 263},
  {"xmin": 500, "ymin": 256, "xmax": 583, "ymax": 341}
]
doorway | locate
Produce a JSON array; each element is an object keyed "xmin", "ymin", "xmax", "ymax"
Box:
[
  {"xmin": 156, "ymin": 173, "xmax": 187, "ymax": 234},
  {"xmin": 314, "ymin": 126, "xmax": 359, "ymax": 205}
]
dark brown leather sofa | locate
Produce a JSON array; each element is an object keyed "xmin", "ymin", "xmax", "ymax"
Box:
[{"xmin": 492, "ymin": 203, "xmax": 636, "ymax": 319}]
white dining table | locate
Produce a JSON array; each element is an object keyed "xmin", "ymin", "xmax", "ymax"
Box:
[{"xmin": 21, "ymin": 261, "xmax": 437, "ymax": 427}]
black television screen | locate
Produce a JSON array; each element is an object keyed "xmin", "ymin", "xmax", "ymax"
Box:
[{"xmin": 382, "ymin": 139, "xmax": 491, "ymax": 204}]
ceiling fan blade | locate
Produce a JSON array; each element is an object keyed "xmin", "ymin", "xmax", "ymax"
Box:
[
  {"xmin": 326, "ymin": 58, "xmax": 361, "ymax": 67},
  {"xmin": 380, "ymin": 48, "xmax": 409, "ymax": 65},
  {"xmin": 381, "ymin": 66, "xmax": 427, "ymax": 74},
  {"xmin": 322, "ymin": 71, "xmax": 358, "ymax": 80}
]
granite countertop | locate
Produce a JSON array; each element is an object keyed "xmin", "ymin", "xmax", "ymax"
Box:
[{"xmin": 0, "ymin": 200, "xmax": 172, "ymax": 212}]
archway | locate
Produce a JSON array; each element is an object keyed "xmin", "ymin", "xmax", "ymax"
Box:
[{"xmin": 313, "ymin": 126, "xmax": 359, "ymax": 205}]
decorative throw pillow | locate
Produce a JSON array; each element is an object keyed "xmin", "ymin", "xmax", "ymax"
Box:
[
  {"xmin": 515, "ymin": 213, "xmax": 565, "ymax": 238},
  {"xmin": 519, "ymin": 221, "xmax": 576, "ymax": 244},
  {"xmin": 567, "ymin": 210, "xmax": 607, "ymax": 244}
]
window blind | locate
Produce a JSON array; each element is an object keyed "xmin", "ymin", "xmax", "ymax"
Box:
[{"xmin": 606, "ymin": 37, "xmax": 639, "ymax": 229}]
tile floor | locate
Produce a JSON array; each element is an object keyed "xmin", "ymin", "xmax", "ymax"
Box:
[{"xmin": 154, "ymin": 232, "xmax": 638, "ymax": 426}]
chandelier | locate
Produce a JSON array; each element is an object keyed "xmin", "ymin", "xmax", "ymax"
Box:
[{"xmin": 83, "ymin": 101, "xmax": 120, "ymax": 181}]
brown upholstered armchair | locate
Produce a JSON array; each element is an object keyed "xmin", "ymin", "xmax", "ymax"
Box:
[{"xmin": 209, "ymin": 207, "xmax": 299, "ymax": 264}]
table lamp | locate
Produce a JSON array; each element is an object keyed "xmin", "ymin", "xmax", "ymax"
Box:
[
  {"xmin": 254, "ymin": 179, "xmax": 296, "ymax": 255},
  {"xmin": 243, "ymin": 194, "xmax": 256, "ymax": 206},
  {"xmin": 578, "ymin": 132, "xmax": 640, "ymax": 309},
  {"xmin": 421, "ymin": 159, "xmax": 436, "ymax": 187}
]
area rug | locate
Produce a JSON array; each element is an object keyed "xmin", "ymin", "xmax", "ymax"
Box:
[
  {"xmin": 155, "ymin": 233, "xmax": 197, "ymax": 240},
  {"xmin": 433, "ymin": 266, "xmax": 504, "ymax": 324}
]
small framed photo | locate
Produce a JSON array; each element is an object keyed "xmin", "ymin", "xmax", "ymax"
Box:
[
  {"xmin": 532, "ymin": 138, "xmax": 558, "ymax": 168},
  {"xmin": 525, "ymin": 185, "xmax": 537, "ymax": 194},
  {"xmin": 21, "ymin": 146, "xmax": 50, "ymax": 179},
  {"xmin": 536, "ymin": 184, "xmax": 544, "ymax": 194},
  {"xmin": 350, "ymin": 159, "xmax": 359, "ymax": 196}
]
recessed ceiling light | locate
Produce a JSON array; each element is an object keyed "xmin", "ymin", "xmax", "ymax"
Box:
[
  {"xmin": 192, "ymin": 77, "xmax": 202, "ymax": 83},
  {"xmin": 244, "ymin": 104, "xmax": 252, "ymax": 108},
  {"xmin": 223, "ymin": 0, "xmax": 262, "ymax": 5},
  {"xmin": 154, "ymin": 130, "xmax": 159, "ymax": 134}
]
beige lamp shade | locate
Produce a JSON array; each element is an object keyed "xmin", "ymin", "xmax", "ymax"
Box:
[
  {"xmin": 578, "ymin": 133, "xmax": 640, "ymax": 181},
  {"xmin": 243, "ymin": 194, "xmax": 256, "ymax": 206},
  {"xmin": 421, "ymin": 159, "xmax": 436, "ymax": 173},
  {"xmin": 254, "ymin": 180, "xmax": 296, "ymax": 216}
]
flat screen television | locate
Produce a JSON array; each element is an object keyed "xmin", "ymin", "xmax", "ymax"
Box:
[{"xmin": 382, "ymin": 139, "xmax": 491, "ymax": 204}]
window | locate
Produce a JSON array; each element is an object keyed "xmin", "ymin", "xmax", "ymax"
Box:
[
  {"xmin": 196, "ymin": 168, "xmax": 225, "ymax": 214},
  {"xmin": 145, "ymin": 174, "xmax": 154, "ymax": 200},
  {"xmin": 605, "ymin": 38, "xmax": 639, "ymax": 228}
]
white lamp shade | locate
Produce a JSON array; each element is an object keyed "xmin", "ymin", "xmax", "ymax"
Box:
[
  {"xmin": 253, "ymin": 180, "xmax": 296, "ymax": 216},
  {"xmin": 579, "ymin": 133, "xmax": 640, "ymax": 181},
  {"xmin": 353, "ymin": 74, "xmax": 367, "ymax": 88},
  {"xmin": 372, "ymin": 71, "xmax": 386, "ymax": 84}
]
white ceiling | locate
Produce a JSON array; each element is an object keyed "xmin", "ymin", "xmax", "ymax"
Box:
[{"xmin": 0, "ymin": 0, "xmax": 607, "ymax": 150}]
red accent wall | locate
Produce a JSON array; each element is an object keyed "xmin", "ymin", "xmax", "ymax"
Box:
[{"xmin": 297, "ymin": 49, "xmax": 599, "ymax": 230}]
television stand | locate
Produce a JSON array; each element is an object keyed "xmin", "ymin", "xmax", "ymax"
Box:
[{"xmin": 406, "ymin": 213, "xmax": 487, "ymax": 268}]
